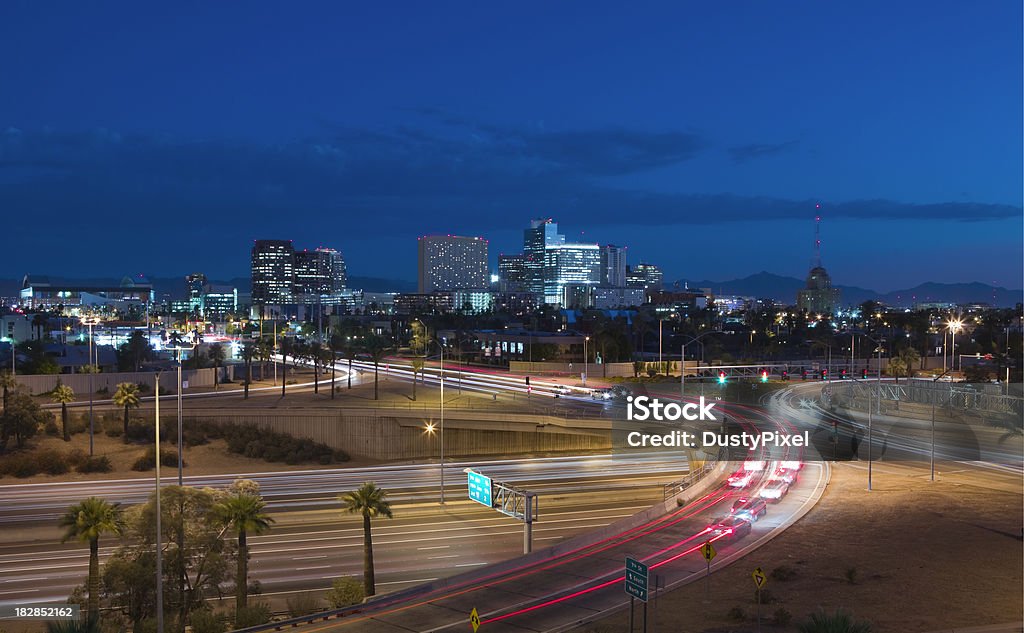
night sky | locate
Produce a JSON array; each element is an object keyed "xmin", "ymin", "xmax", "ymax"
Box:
[{"xmin": 1, "ymin": 2, "xmax": 1021, "ymax": 291}]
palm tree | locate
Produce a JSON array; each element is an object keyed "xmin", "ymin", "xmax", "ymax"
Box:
[
  {"xmin": 896, "ymin": 346, "xmax": 920, "ymax": 382},
  {"xmin": 51, "ymin": 381, "xmax": 75, "ymax": 441},
  {"xmin": 214, "ymin": 489, "xmax": 275, "ymax": 611},
  {"xmin": 410, "ymin": 357, "xmax": 425, "ymax": 401},
  {"xmin": 208, "ymin": 343, "xmax": 226, "ymax": 390},
  {"xmin": 308, "ymin": 341, "xmax": 324, "ymax": 395},
  {"xmin": 278, "ymin": 336, "xmax": 294, "ymax": 398},
  {"xmin": 241, "ymin": 341, "xmax": 256, "ymax": 399},
  {"xmin": 1, "ymin": 370, "xmax": 16, "ymax": 412},
  {"xmin": 339, "ymin": 482, "xmax": 393, "ymax": 597},
  {"xmin": 59, "ymin": 498, "xmax": 122, "ymax": 618},
  {"xmin": 328, "ymin": 332, "xmax": 346, "ymax": 400},
  {"xmin": 798, "ymin": 608, "xmax": 872, "ymax": 633},
  {"xmin": 363, "ymin": 336, "xmax": 392, "ymax": 401},
  {"xmin": 112, "ymin": 382, "xmax": 140, "ymax": 442}
]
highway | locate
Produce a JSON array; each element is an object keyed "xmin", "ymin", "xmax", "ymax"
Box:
[{"xmin": 0, "ymin": 453, "xmax": 686, "ymax": 608}]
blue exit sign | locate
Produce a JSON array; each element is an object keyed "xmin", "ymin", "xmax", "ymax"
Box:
[{"xmin": 467, "ymin": 471, "xmax": 493, "ymax": 507}]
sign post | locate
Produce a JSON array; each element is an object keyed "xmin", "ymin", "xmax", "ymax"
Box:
[
  {"xmin": 625, "ymin": 556, "xmax": 649, "ymax": 633},
  {"xmin": 699, "ymin": 541, "xmax": 716, "ymax": 597},
  {"xmin": 752, "ymin": 567, "xmax": 767, "ymax": 632}
]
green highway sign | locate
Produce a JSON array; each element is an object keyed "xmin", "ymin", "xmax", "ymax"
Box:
[
  {"xmin": 467, "ymin": 471, "xmax": 493, "ymax": 507},
  {"xmin": 624, "ymin": 556, "xmax": 649, "ymax": 602}
]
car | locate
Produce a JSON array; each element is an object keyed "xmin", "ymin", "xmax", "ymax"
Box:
[
  {"xmin": 708, "ymin": 515, "xmax": 752, "ymax": 540},
  {"xmin": 554, "ymin": 386, "xmax": 573, "ymax": 395},
  {"xmin": 727, "ymin": 470, "xmax": 755, "ymax": 488},
  {"xmin": 731, "ymin": 497, "xmax": 768, "ymax": 522},
  {"xmin": 779, "ymin": 460, "xmax": 803, "ymax": 471},
  {"xmin": 591, "ymin": 388, "xmax": 613, "ymax": 400},
  {"xmin": 759, "ymin": 478, "xmax": 791, "ymax": 502},
  {"xmin": 773, "ymin": 468, "xmax": 799, "ymax": 485}
]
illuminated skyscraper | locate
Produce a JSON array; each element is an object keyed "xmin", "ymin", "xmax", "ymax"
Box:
[
  {"xmin": 294, "ymin": 247, "xmax": 347, "ymax": 300},
  {"xmin": 251, "ymin": 239, "xmax": 294, "ymax": 305},
  {"xmin": 543, "ymin": 243, "xmax": 601, "ymax": 305},
  {"xmin": 600, "ymin": 244, "xmax": 628, "ymax": 287},
  {"xmin": 418, "ymin": 235, "xmax": 489, "ymax": 293}
]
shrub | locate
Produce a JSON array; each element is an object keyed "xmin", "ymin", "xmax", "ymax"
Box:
[
  {"xmin": 771, "ymin": 564, "xmax": 798, "ymax": 581},
  {"xmin": 773, "ymin": 607, "xmax": 792, "ymax": 626},
  {"xmin": 325, "ymin": 577, "xmax": 364, "ymax": 608},
  {"xmin": 36, "ymin": 448, "xmax": 70, "ymax": 475},
  {"xmin": 105, "ymin": 425, "xmax": 123, "ymax": 438},
  {"xmin": 189, "ymin": 609, "xmax": 227, "ymax": 633},
  {"xmin": 77, "ymin": 455, "xmax": 112, "ymax": 474},
  {"xmin": 183, "ymin": 429, "xmax": 209, "ymax": 447},
  {"xmin": 285, "ymin": 592, "xmax": 321, "ymax": 618},
  {"xmin": 0, "ymin": 454, "xmax": 39, "ymax": 478},
  {"xmin": 126, "ymin": 420, "xmax": 154, "ymax": 442},
  {"xmin": 844, "ymin": 566, "xmax": 859, "ymax": 584},
  {"xmin": 66, "ymin": 449, "xmax": 88, "ymax": 468},
  {"xmin": 131, "ymin": 447, "xmax": 181, "ymax": 471},
  {"xmin": 233, "ymin": 603, "xmax": 271, "ymax": 628},
  {"xmin": 44, "ymin": 420, "xmax": 61, "ymax": 436},
  {"xmin": 96, "ymin": 387, "xmax": 109, "ymax": 396},
  {"xmin": 68, "ymin": 414, "xmax": 87, "ymax": 435},
  {"xmin": 727, "ymin": 606, "xmax": 746, "ymax": 621},
  {"xmin": 137, "ymin": 382, "xmax": 151, "ymax": 393}
]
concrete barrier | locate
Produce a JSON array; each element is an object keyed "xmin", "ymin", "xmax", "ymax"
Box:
[{"xmin": 13, "ymin": 366, "xmax": 233, "ymax": 396}]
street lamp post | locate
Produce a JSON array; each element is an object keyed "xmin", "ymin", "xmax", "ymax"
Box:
[
  {"xmin": 583, "ymin": 336, "xmax": 589, "ymax": 387},
  {"xmin": 859, "ymin": 333, "xmax": 885, "ymax": 491},
  {"xmin": 947, "ymin": 319, "xmax": 963, "ymax": 373},
  {"xmin": 414, "ymin": 319, "xmax": 446, "ymax": 505},
  {"xmin": 164, "ymin": 334, "xmax": 197, "ymax": 486},
  {"xmin": 154, "ymin": 371, "xmax": 164, "ymax": 633},
  {"xmin": 680, "ymin": 331, "xmax": 722, "ymax": 401},
  {"xmin": 81, "ymin": 317, "xmax": 101, "ymax": 456}
]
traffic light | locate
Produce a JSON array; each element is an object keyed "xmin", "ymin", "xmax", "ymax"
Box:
[
  {"xmin": 840, "ymin": 369, "xmax": 847, "ymax": 380},
  {"xmin": 781, "ymin": 370, "xmax": 789, "ymax": 381},
  {"xmin": 820, "ymin": 368, "xmax": 828, "ymax": 380},
  {"xmin": 801, "ymin": 369, "xmax": 808, "ymax": 381},
  {"xmin": 718, "ymin": 371, "xmax": 727, "ymax": 384},
  {"xmin": 525, "ymin": 376, "xmax": 530, "ymax": 386},
  {"xmin": 760, "ymin": 368, "xmax": 769, "ymax": 382},
  {"xmin": 861, "ymin": 368, "xmax": 868, "ymax": 379}
]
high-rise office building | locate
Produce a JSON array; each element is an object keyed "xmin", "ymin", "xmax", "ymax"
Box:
[
  {"xmin": 600, "ymin": 244, "xmax": 628, "ymax": 287},
  {"xmin": 627, "ymin": 263, "xmax": 664, "ymax": 291},
  {"xmin": 294, "ymin": 247, "xmax": 347, "ymax": 300},
  {"xmin": 797, "ymin": 217, "xmax": 841, "ymax": 314},
  {"xmin": 251, "ymin": 239, "xmax": 294, "ymax": 305},
  {"xmin": 543, "ymin": 243, "xmax": 601, "ymax": 304},
  {"xmin": 498, "ymin": 254, "xmax": 529, "ymax": 292},
  {"xmin": 417, "ymin": 235, "xmax": 489, "ymax": 293},
  {"xmin": 523, "ymin": 219, "xmax": 564, "ymax": 295}
]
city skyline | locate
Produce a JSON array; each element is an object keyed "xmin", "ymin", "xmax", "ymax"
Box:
[{"xmin": 0, "ymin": 3, "xmax": 1021, "ymax": 291}]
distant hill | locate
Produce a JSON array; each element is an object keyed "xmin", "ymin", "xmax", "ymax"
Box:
[{"xmin": 671, "ymin": 271, "xmax": 1021, "ymax": 307}]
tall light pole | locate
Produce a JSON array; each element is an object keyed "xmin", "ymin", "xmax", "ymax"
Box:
[
  {"xmin": 680, "ymin": 331, "xmax": 722, "ymax": 401},
  {"xmin": 859, "ymin": 333, "xmax": 885, "ymax": 491},
  {"xmin": 947, "ymin": 319, "xmax": 963, "ymax": 373},
  {"xmin": 154, "ymin": 371, "xmax": 164, "ymax": 633},
  {"xmin": 164, "ymin": 333, "xmax": 197, "ymax": 486},
  {"xmin": 414, "ymin": 319, "xmax": 446, "ymax": 505},
  {"xmin": 583, "ymin": 336, "xmax": 589, "ymax": 387},
  {"xmin": 81, "ymin": 317, "xmax": 101, "ymax": 456}
]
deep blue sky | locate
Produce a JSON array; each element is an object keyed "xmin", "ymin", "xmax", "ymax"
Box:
[{"xmin": 1, "ymin": 2, "xmax": 1021, "ymax": 291}]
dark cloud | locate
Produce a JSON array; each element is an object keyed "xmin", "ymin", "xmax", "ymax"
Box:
[
  {"xmin": 728, "ymin": 140, "xmax": 799, "ymax": 163},
  {"xmin": 0, "ymin": 125, "xmax": 1018, "ymax": 271}
]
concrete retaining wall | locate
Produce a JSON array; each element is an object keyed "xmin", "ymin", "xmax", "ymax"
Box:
[
  {"xmin": 178, "ymin": 408, "xmax": 611, "ymax": 460},
  {"xmin": 13, "ymin": 366, "xmax": 233, "ymax": 395}
]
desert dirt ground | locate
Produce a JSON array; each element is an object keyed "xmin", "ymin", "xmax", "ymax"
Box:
[{"xmin": 576, "ymin": 459, "xmax": 1023, "ymax": 633}]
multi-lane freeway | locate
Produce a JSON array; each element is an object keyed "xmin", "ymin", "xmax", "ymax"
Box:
[{"xmin": 0, "ymin": 453, "xmax": 686, "ymax": 608}]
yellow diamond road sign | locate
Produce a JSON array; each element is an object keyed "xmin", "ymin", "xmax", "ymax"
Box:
[
  {"xmin": 700, "ymin": 541, "xmax": 716, "ymax": 562},
  {"xmin": 752, "ymin": 567, "xmax": 767, "ymax": 589},
  {"xmin": 470, "ymin": 607, "xmax": 481, "ymax": 632}
]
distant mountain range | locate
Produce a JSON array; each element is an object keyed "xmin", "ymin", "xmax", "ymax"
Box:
[
  {"xmin": 2, "ymin": 271, "xmax": 1019, "ymax": 307},
  {"xmin": 671, "ymin": 271, "xmax": 1023, "ymax": 307}
]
